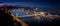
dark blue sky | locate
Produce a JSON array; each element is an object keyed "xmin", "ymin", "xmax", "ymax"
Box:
[{"xmin": 0, "ymin": 0, "xmax": 60, "ymax": 8}]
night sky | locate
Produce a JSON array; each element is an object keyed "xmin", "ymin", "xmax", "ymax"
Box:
[{"xmin": 0, "ymin": 0, "xmax": 60, "ymax": 8}]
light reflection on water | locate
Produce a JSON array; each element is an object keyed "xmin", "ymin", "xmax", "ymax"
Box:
[{"xmin": 11, "ymin": 8, "xmax": 60, "ymax": 24}]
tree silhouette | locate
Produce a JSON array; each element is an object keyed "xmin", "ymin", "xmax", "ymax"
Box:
[{"xmin": 0, "ymin": 9, "xmax": 15, "ymax": 26}]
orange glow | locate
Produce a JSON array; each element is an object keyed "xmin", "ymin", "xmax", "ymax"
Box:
[
  {"xmin": 10, "ymin": 13, "xmax": 29, "ymax": 26},
  {"xmin": 40, "ymin": 12, "xmax": 45, "ymax": 16}
]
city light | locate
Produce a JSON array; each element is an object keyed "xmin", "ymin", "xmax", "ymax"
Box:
[{"xmin": 10, "ymin": 8, "xmax": 60, "ymax": 20}]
